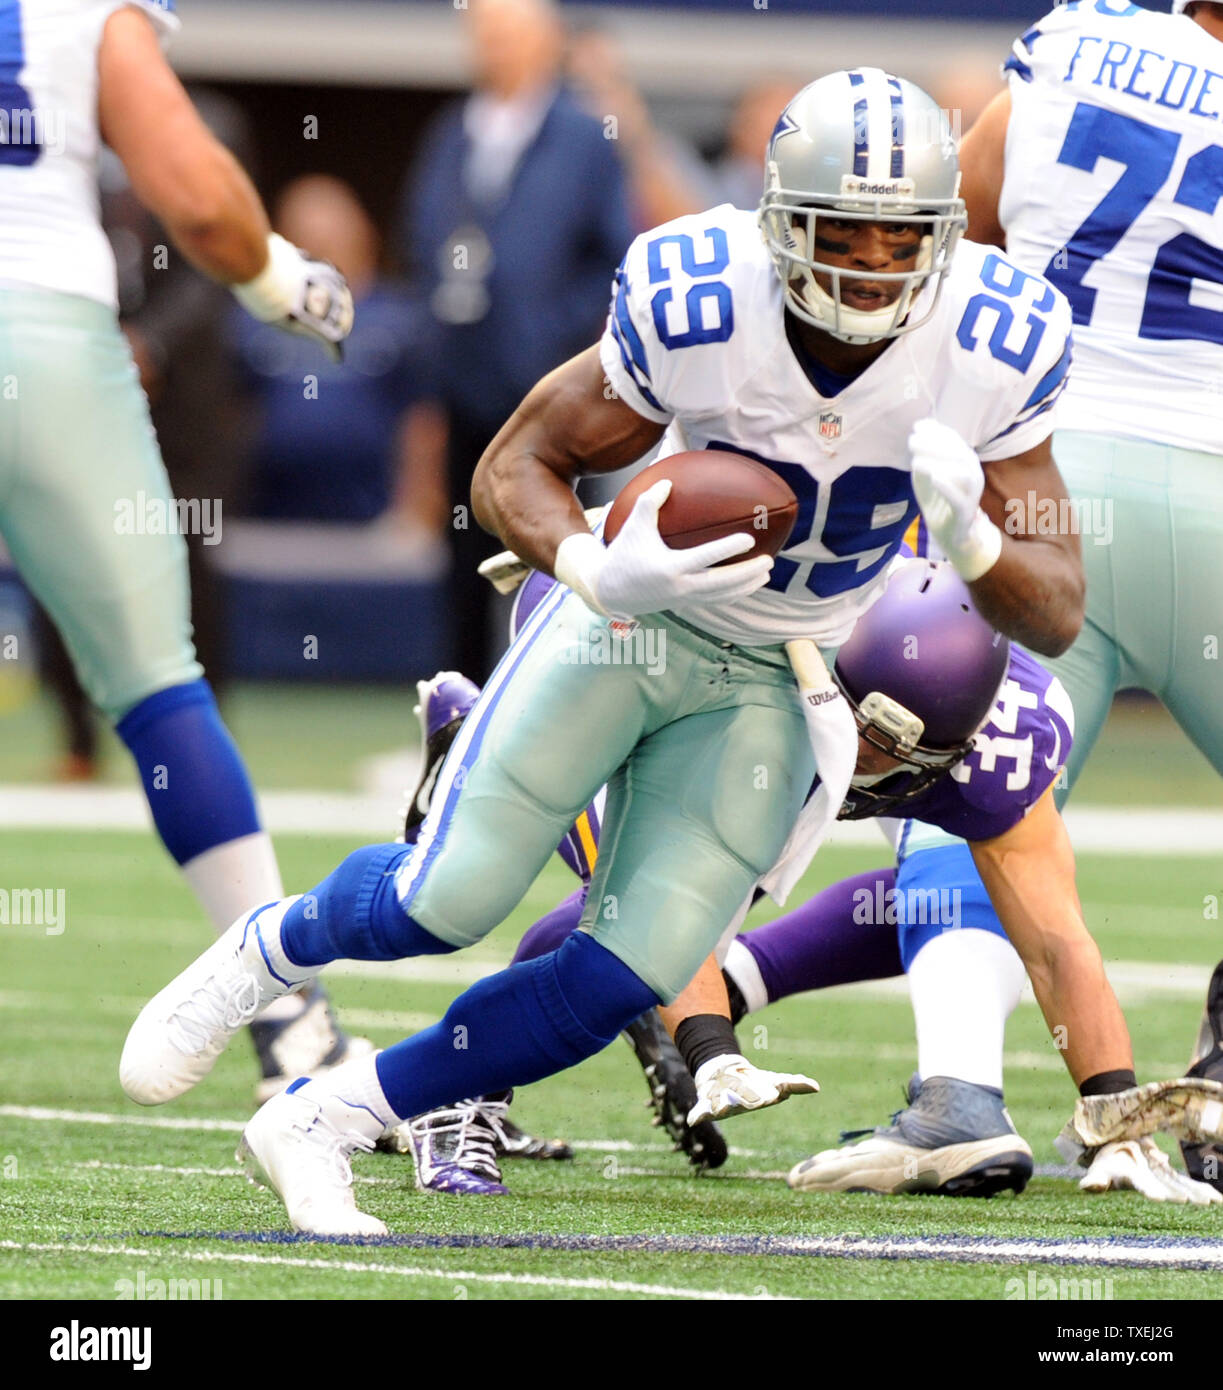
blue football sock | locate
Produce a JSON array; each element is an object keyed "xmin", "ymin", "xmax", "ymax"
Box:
[
  {"xmin": 279, "ymin": 842, "xmax": 454, "ymax": 966},
  {"xmin": 896, "ymin": 843, "xmax": 1008, "ymax": 971},
  {"xmin": 374, "ymin": 931, "xmax": 659, "ymax": 1118},
  {"xmin": 116, "ymin": 679, "xmax": 261, "ymax": 865}
]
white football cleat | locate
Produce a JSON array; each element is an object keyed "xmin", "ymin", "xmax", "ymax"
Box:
[
  {"xmin": 121, "ymin": 901, "xmax": 315, "ymax": 1106},
  {"xmin": 238, "ymin": 1083, "xmax": 389, "ymax": 1236}
]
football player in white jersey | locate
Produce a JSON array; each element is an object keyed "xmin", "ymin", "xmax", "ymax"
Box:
[
  {"xmin": 799, "ymin": 0, "xmax": 1223, "ymax": 1201},
  {"xmin": 967, "ymin": 0, "xmax": 1223, "ymax": 1194},
  {"xmin": 0, "ymin": 0, "xmax": 365, "ymax": 1097},
  {"xmin": 119, "ymin": 71, "xmax": 1118, "ymax": 1237}
]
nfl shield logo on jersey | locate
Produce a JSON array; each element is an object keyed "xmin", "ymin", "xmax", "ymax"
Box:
[{"xmin": 818, "ymin": 411, "xmax": 843, "ymax": 441}]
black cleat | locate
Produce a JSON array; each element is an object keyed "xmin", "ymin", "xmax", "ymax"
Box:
[
  {"xmin": 378, "ymin": 1090, "xmax": 572, "ymax": 1169},
  {"xmin": 623, "ymin": 1009, "xmax": 727, "ymax": 1171},
  {"xmin": 481, "ymin": 1090, "xmax": 574, "ymax": 1161},
  {"xmin": 1181, "ymin": 960, "xmax": 1223, "ymax": 1191}
]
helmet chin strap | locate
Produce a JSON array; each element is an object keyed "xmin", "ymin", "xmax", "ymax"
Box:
[{"xmin": 798, "ymin": 276, "xmax": 914, "ymax": 345}]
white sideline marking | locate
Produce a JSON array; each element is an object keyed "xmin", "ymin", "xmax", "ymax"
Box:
[
  {"xmin": 0, "ymin": 1106, "xmax": 763, "ymax": 1157},
  {"xmin": 0, "ymin": 781, "xmax": 1218, "ymax": 853},
  {"xmin": 0, "ymin": 785, "xmax": 396, "ymax": 838},
  {"xmin": 76, "ymin": 1160, "xmax": 245, "ymax": 1179},
  {"xmin": 296, "ymin": 1004, "xmax": 438, "ymax": 1033},
  {"xmin": 72, "ymin": 1160, "xmax": 404, "ymax": 1187},
  {"xmin": 611, "ymin": 1165, "xmax": 791, "ymax": 1181},
  {"xmin": 763, "ymin": 1036, "xmax": 1192, "ymax": 1076},
  {"xmin": 794, "ymin": 959, "xmax": 1211, "ymax": 1009},
  {"xmin": 329, "ymin": 957, "xmax": 501, "ymax": 987},
  {"xmin": 70, "ymin": 1157, "xmax": 787, "ymax": 1184},
  {"xmin": 329, "ymin": 955, "xmax": 1214, "ymax": 1003},
  {"xmin": 0, "ymin": 1104, "xmax": 244, "ymax": 1133},
  {"xmin": 1, "ymin": 952, "xmax": 1209, "ymax": 1032},
  {"xmin": 0, "ymin": 1240, "xmax": 780, "ymax": 1301}
]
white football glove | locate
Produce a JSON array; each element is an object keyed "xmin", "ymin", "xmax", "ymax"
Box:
[
  {"xmin": 553, "ymin": 479, "xmax": 773, "ymax": 621},
  {"xmin": 233, "ymin": 233, "xmax": 355, "ymax": 362},
  {"xmin": 688, "ymin": 1052, "xmax": 819, "ymax": 1124},
  {"xmin": 908, "ymin": 417, "xmax": 1002, "ymax": 582},
  {"xmin": 1079, "ymin": 1138, "xmax": 1222, "ymax": 1206}
]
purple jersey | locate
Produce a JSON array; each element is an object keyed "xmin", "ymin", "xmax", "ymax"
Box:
[{"xmin": 891, "ymin": 646, "xmax": 1073, "ymax": 849}]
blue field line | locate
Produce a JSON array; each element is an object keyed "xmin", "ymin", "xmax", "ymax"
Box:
[{"xmin": 127, "ymin": 1230, "xmax": 1223, "ymax": 1270}]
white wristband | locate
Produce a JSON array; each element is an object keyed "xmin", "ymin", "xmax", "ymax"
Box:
[
  {"xmin": 553, "ymin": 531, "xmax": 609, "ymax": 615},
  {"xmin": 232, "ymin": 233, "xmax": 302, "ymax": 322},
  {"xmin": 948, "ymin": 508, "xmax": 1003, "ymax": 583}
]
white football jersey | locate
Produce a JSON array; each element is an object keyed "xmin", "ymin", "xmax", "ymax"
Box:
[
  {"xmin": 1001, "ymin": 2, "xmax": 1223, "ymax": 454},
  {"xmin": 0, "ymin": 0, "xmax": 178, "ymax": 307},
  {"xmin": 600, "ymin": 205, "xmax": 1072, "ymax": 648}
]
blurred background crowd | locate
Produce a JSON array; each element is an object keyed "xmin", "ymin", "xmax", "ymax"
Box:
[{"xmin": 4, "ymin": 0, "xmax": 1077, "ymax": 775}]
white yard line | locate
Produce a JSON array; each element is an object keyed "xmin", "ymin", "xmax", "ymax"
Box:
[
  {"xmin": 0, "ymin": 1106, "xmax": 761, "ymax": 1156},
  {"xmin": 1, "ymin": 953, "xmax": 1210, "ymax": 1035},
  {"xmin": 68, "ymin": 1158, "xmax": 788, "ymax": 1184},
  {"xmin": 0, "ymin": 782, "xmax": 1218, "ymax": 853},
  {"xmin": 0, "ymin": 1105, "xmax": 244, "ymax": 1134},
  {"xmin": 0, "ymin": 1240, "xmax": 784, "ymax": 1300}
]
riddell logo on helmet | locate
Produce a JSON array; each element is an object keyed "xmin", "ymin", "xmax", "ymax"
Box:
[{"xmin": 840, "ymin": 175, "xmax": 917, "ymax": 198}]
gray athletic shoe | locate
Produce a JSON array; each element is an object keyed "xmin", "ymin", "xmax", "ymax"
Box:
[{"xmin": 788, "ymin": 1075, "xmax": 1033, "ymax": 1197}]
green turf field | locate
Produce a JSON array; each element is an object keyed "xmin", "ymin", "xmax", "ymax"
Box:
[
  {"xmin": 0, "ymin": 680, "xmax": 1216, "ymax": 803},
  {"xmin": 1, "ymin": 753, "xmax": 1220, "ymax": 1300}
]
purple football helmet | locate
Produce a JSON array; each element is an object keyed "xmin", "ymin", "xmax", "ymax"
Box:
[{"xmin": 834, "ymin": 559, "xmax": 1011, "ymax": 820}]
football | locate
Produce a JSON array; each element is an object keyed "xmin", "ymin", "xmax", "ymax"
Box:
[{"xmin": 603, "ymin": 450, "xmax": 798, "ymax": 563}]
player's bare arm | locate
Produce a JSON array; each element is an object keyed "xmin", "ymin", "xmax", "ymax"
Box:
[
  {"xmin": 974, "ymin": 437, "xmax": 1085, "ymax": 657},
  {"xmin": 969, "ymin": 786, "xmax": 1132, "ymax": 1087},
  {"xmin": 99, "ymin": 7, "xmax": 352, "ymax": 359},
  {"xmin": 474, "ymin": 347, "xmax": 776, "ymax": 618},
  {"xmin": 97, "ymin": 6, "xmax": 268, "ymax": 282},
  {"xmin": 657, "ymin": 952, "xmax": 731, "ymax": 1037},
  {"xmin": 958, "ymin": 89, "xmax": 1010, "ymax": 249},
  {"xmin": 662, "ymin": 788, "xmax": 1131, "ymax": 1113},
  {"xmin": 471, "ymin": 345, "xmax": 666, "ymax": 574}
]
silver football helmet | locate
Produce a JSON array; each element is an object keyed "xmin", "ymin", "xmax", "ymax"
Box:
[{"xmin": 759, "ymin": 68, "xmax": 967, "ymax": 344}]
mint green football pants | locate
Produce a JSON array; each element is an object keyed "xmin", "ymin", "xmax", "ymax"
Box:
[
  {"xmin": 395, "ymin": 586, "xmax": 816, "ymax": 1001},
  {"xmin": 1046, "ymin": 429, "xmax": 1223, "ymax": 792},
  {"xmin": 902, "ymin": 427, "xmax": 1223, "ymax": 866},
  {"xmin": 0, "ymin": 289, "xmax": 202, "ymax": 719}
]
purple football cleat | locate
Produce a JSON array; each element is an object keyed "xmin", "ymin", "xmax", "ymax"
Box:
[
  {"xmin": 403, "ymin": 1098, "xmax": 511, "ymax": 1196},
  {"xmin": 402, "ymin": 671, "xmax": 481, "ymax": 840}
]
